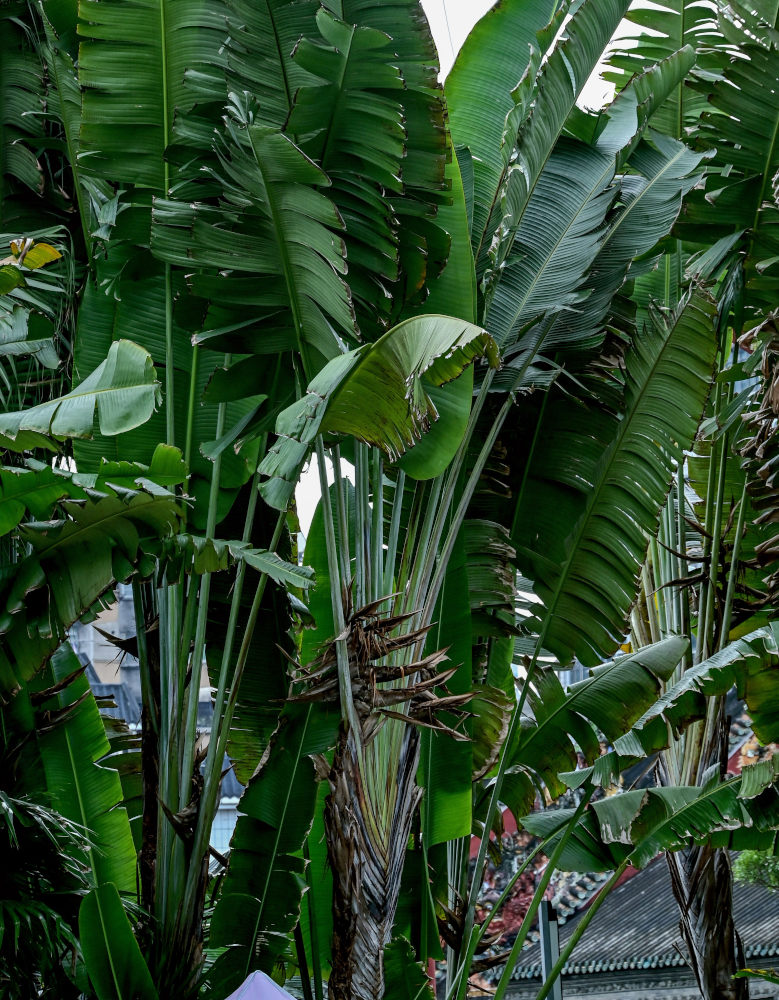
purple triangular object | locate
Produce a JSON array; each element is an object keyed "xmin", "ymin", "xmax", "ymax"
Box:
[{"xmin": 223, "ymin": 971, "xmax": 297, "ymax": 1000}]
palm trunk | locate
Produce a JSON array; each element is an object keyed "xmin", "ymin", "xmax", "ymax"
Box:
[
  {"xmin": 666, "ymin": 845, "xmax": 748, "ymax": 1000},
  {"xmin": 325, "ymin": 725, "xmax": 422, "ymax": 1000}
]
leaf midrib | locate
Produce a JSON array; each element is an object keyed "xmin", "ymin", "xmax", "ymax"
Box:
[
  {"xmin": 495, "ymin": 155, "xmax": 615, "ymax": 338},
  {"xmin": 534, "ymin": 294, "xmax": 707, "ymax": 663}
]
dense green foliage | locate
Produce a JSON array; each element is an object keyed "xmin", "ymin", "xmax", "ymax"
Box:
[{"xmin": 0, "ymin": 1, "xmax": 778, "ymax": 998}]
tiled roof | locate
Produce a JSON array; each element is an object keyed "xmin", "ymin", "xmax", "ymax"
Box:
[
  {"xmin": 83, "ymin": 660, "xmax": 142, "ymax": 723},
  {"xmin": 511, "ymin": 855, "xmax": 779, "ymax": 980}
]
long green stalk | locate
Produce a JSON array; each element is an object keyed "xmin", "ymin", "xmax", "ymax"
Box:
[
  {"xmin": 178, "ymin": 360, "xmax": 230, "ymax": 811},
  {"xmin": 719, "ymin": 480, "xmax": 747, "ymax": 646},
  {"xmin": 371, "ymin": 449, "xmax": 383, "ymax": 604},
  {"xmin": 316, "ymin": 437, "xmax": 360, "ymax": 739},
  {"xmin": 183, "ymin": 507, "xmax": 286, "ymax": 917},
  {"xmin": 491, "ymin": 789, "xmax": 594, "ymax": 1000},
  {"xmin": 532, "ymin": 860, "xmax": 629, "ymax": 1000},
  {"xmin": 331, "ymin": 445, "xmax": 352, "ymax": 586},
  {"xmin": 383, "ymin": 469, "xmax": 406, "ymax": 595},
  {"xmin": 459, "ymin": 664, "xmax": 535, "ymax": 978},
  {"xmin": 446, "ymin": 826, "xmax": 562, "ymax": 999},
  {"xmin": 188, "ymin": 464, "xmax": 259, "ymax": 872}
]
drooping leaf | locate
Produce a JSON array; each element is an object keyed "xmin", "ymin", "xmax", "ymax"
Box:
[
  {"xmin": 0, "ymin": 485, "xmax": 181, "ymax": 695},
  {"xmin": 513, "ymin": 287, "xmax": 717, "ymax": 667},
  {"xmin": 0, "ymin": 340, "xmax": 161, "ymax": 451},
  {"xmin": 504, "ymin": 637, "xmax": 688, "ymax": 818},
  {"xmin": 564, "ymin": 625, "xmax": 779, "ymax": 789},
  {"xmin": 259, "ymin": 315, "xmax": 499, "ymax": 508},
  {"xmin": 163, "ymin": 533, "xmax": 314, "ymax": 589},
  {"xmin": 525, "ymin": 759, "xmax": 779, "ymax": 872}
]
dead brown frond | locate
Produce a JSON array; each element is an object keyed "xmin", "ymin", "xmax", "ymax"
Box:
[{"xmin": 286, "ymin": 591, "xmax": 475, "ymax": 743}]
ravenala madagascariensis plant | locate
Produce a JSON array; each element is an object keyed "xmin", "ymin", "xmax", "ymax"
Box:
[
  {"xmin": 1, "ymin": 0, "xmax": 779, "ymax": 998},
  {"xmin": 603, "ymin": 3, "xmax": 779, "ymax": 996}
]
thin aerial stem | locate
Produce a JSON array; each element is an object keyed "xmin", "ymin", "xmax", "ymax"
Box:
[
  {"xmin": 184, "ymin": 506, "xmax": 285, "ymax": 916},
  {"xmin": 164, "ymin": 263, "xmax": 175, "ymax": 447},
  {"xmin": 316, "ymin": 437, "xmax": 360, "ymax": 738},
  {"xmin": 383, "ymin": 469, "xmax": 406, "ymax": 595},
  {"xmin": 676, "ymin": 462, "xmax": 691, "ymax": 674},
  {"xmin": 492, "ymin": 789, "xmax": 595, "ymax": 1000},
  {"xmin": 371, "ymin": 448, "xmax": 383, "ymax": 605},
  {"xmin": 412, "ymin": 368, "xmax": 496, "ymax": 616},
  {"xmin": 461, "ymin": 663, "xmax": 535, "ymax": 959},
  {"xmin": 131, "ymin": 578, "xmax": 154, "ymax": 733},
  {"xmin": 354, "ymin": 441, "xmax": 371, "ymax": 609},
  {"xmin": 178, "ymin": 362, "xmax": 230, "ymax": 810},
  {"xmin": 396, "ymin": 481, "xmax": 425, "ymax": 601},
  {"xmin": 183, "ymin": 344, "xmax": 200, "ymax": 471},
  {"xmin": 720, "ymin": 480, "xmax": 747, "ymax": 648},
  {"xmin": 423, "ymin": 389, "xmax": 513, "ymax": 628},
  {"xmin": 532, "ymin": 860, "xmax": 629, "ymax": 1000},
  {"xmin": 331, "ymin": 445, "xmax": 351, "ymax": 586},
  {"xmin": 196, "ymin": 467, "xmax": 261, "ymax": 819},
  {"xmin": 404, "ymin": 474, "xmax": 444, "ymax": 618}
]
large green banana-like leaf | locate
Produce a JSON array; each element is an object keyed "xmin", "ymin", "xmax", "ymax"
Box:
[
  {"xmin": 419, "ymin": 530, "xmax": 474, "ymax": 847},
  {"xmin": 207, "ymin": 703, "xmax": 339, "ymax": 994},
  {"xmin": 152, "ymin": 105, "xmax": 356, "ymax": 375},
  {"xmin": 0, "ymin": 484, "xmax": 181, "ymax": 694},
  {"xmin": 0, "ymin": 305, "xmax": 58, "ymax": 370},
  {"xmin": 224, "ymin": 0, "xmax": 319, "ymax": 130},
  {"xmin": 382, "ymin": 938, "xmax": 434, "ymax": 1000},
  {"xmin": 513, "ymin": 288, "xmax": 717, "ymax": 667},
  {"xmin": 199, "ymin": 484, "xmax": 300, "ymax": 782},
  {"xmin": 0, "ymin": 9, "xmax": 45, "ymax": 228},
  {"xmin": 79, "ymin": 883, "xmax": 158, "ymax": 1000},
  {"xmin": 398, "ymin": 137, "xmax": 477, "ymax": 479},
  {"xmin": 604, "ymin": 0, "xmax": 720, "ymax": 137},
  {"xmin": 73, "ymin": 276, "xmax": 259, "ymax": 529},
  {"xmin": 259, "ymin": 315, "xmax": 499, "ymax": 509},
  {"xmin": 0, "ymin": 340, "xmax": 160, "ymax": 451},
  {"xmin": 445, "ymin": 0, "xmax": 558, "ymax": 254},
  {"xmin": 288, "ymin": 8, "xmax": 405, "ymax": 339},
  {"xmin": 621, "ymin": 627, "xmax": 779, "ymax": 763},
  {"xmin": 336, "ymin": 0, "xmax": 450, "ymax": 316},
  {"xmin": 490, "ymin": 0, "xmax": 632, "ymax": 277},
  {"xmin": 485, "ymin": 139, "xmax": 616, "ymax": 351},
  {"xmin": 0, "ymin": 444, "xmax": 184, "ymax": 536},
  {"xmin": 163, "ymin": 533, "xmax": 314, "ymax": 589},
  {"xmin": 533, "ymin": 129, "xmax": 706, "ymax": 361},
  {"xmin": 562, "ymin": 625, "xmax": 779, "ymax": 791},
  {"xmin": 502, "ymin": 637, "xmax": 688, "ymax": 818},
  {"xmin": 33, "ymin": 643, "xmax": 138, "ymax": 893},
  {"xmin": 77, "ymin": 0, "xmax": 226, "ymax": 189},
  {"xmin": 525, "ymin": 758, "xmax": 779, "ymax": 871},
  {"xmin": 39, "ymin": 4, "xmax": 98, "ymax": 252},
  {"xmin": 681, "ymin": 26, "xmax": 779, "ymax": 318}
]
